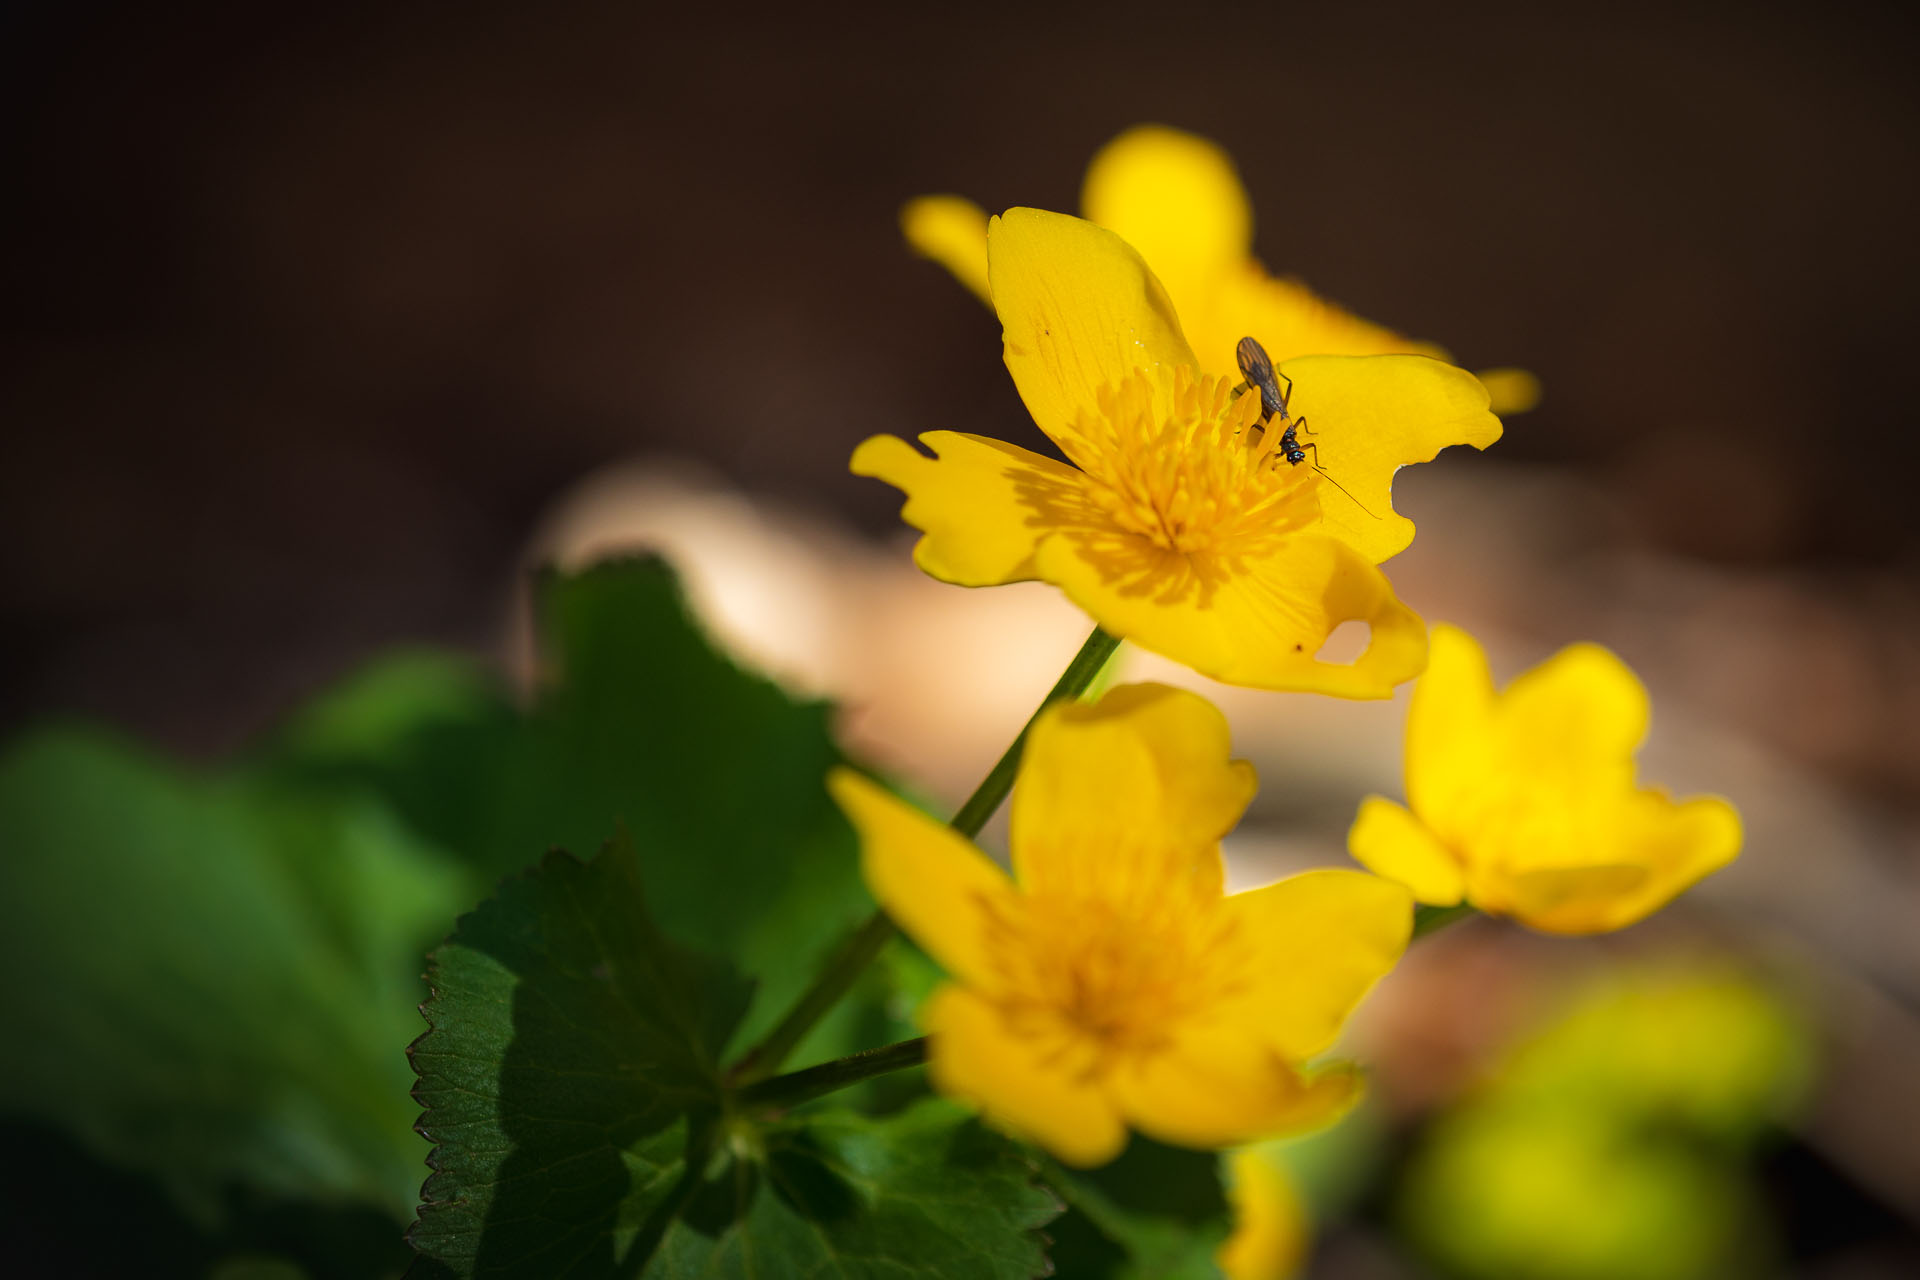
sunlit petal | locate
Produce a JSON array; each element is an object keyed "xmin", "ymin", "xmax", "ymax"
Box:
[
  {"xmin": 1500, "ymin": 864, "xmax": 1652, "ymax": 935},
  {"xmin": 1011, "ymin": 683, "xmax": 1255, "ymax": 899},
  {"xmin": 1494, "ymin": 641, "xmax": 1649, "ymax": 792},
  {"xmin": 988, "ymin": 207, "xmax": 1197, "ymax": 447},
  {"xmin": 828, "ymin": 769, "xmax": 1015, "ymax": 991},
  {"xmin": 1114, "ymin": 1026, "xmax": 1361, "ymax": 1149},
  {"xmin": 1515, "ymin": 792, "xmax": 1741, "ymax": 935},
  {"xmin": 1279, "ymin": 354, "xmax": 1503, "ymax": 564},
  {"xmin": 1347, "ymin": 796, "xmax": 1466, "ymax": 906},
  {"xmin": 923, "ymin": 985, "xmax": 1128, "ymax": 1167},
  {"xmin": 1218, "ymin": 869, "xmax": 1411, "ymax": 1060},
  {"xmin": 850, "ymin": 430, "xmax": 1083, "ymax": 587},
  {"xmin": 1405, "ymin": 624, "xmax": 1497, "ymax": 835},
  {"xmin": 1034, "ymin": 530, "xmax": 1428, "ymax": 697}
]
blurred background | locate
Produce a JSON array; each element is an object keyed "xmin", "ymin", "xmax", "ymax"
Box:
[{"xmin": 3, "ymin": 1, "xmax": 1917, "ymax": 1276}]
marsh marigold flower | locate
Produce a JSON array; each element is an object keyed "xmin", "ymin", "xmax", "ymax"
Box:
[
  {"xmin": 1348, "ymin": 625, "xmax": 1742, "ymax": 934},
  {"xmin": 828, "ymin": 683, "xmax": 1411, "ymax": 1165},
  {"xmin": 903, "ymin": 124, "xmax": 1539, "ymax": 414},
  {"xmin": 855, "ymin": 207, "xmax": 1502, "ymax": 695}
]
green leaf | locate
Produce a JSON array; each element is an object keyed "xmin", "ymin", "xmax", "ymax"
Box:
[
  {"xmin": 268, "ymin": 557, "xmax": 882, "ymax": 1059},
  {"xmin": 410, "ymin": 835, "xmax": 1057, "ymax": 1278},
  {"xmin": 409, "ymin": 830, "xmax": 754, "ymax": 1277},
  {"xmin": 1041, "ymin": 1139, "xmax": 1233, "ymax": 1279},
  {"xmin": 648, "ymin": 1100, "xmax": 1059, "ymax": 1277},
  {"xmin": 0, "ymin": 726, "xmax": 469, "ymax": 1225}
]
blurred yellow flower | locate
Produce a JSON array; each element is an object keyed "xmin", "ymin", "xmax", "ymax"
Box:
[
  {"xmin": 903, "ymin": 124, "xmax": 1539, "ymax": 414},
  {"xmin": 1218, "ymin": 1148, "xmax": 1310, "ymax": 1280},
  {"xmin": 1398, "ymin": 964, "xmax": 1806, "ymax": 1280},
  {"xmin": 829, "ymin": 683, "xmax": 1411, "ymax": 1166},
  {"xmin": 855, "ymin": 208, "xmax": 1503, "ymax": 696},
  {"xmin": 1348, "ymin": 625, "xmax": 1742, "ymax": 934}
]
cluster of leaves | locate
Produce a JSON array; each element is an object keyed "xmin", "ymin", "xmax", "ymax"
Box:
[{"xmin": 0, "ymin": 558, "xmax": 1245, "ymax": 1277}]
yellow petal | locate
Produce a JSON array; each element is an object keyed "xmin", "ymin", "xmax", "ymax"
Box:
[
  {"xmin": 849, "ymin": 431, "xmax": 1083, "ymax": 587},
  {"xmin": 1192, "ymin": 267, "xmax": 1448, "ymax": 385},
  {"xmin": 1114, "ymin": 1025, "xmax": 1362, "ymax": 1149},
  {"xmin": 1614, "ymin": 792, "xmax": 1743, "ymax": 919},
  {"xmin": 1080, "ymin": 125, "xmax": 1251, "ymax": 310},
  {"xmin": 923, "ymin": 985, "xmax": 1128, "ymax": 1167},
  {"xmin": 1405, "ymin": 624, "xmax": 1498, "ymax": 833},
  {"xmin": 827, "ymin": 768, "xmax": 1016, "ymax": 991},
  {"xmin": 1493, "ymin": 641, "xmax": 1649, "ymax": 792},
  {"xmin": 1347, "ymin": 796, "xmax": 1466, "ymax": 906},
  {"xmin": 1218, "ymin": 868, "xmax": 1412, "ymax": 1060},
  {"xmin": 1474, "ymin": 367, "xmax": 1542, "ymax": 416},
  {"xmin": 1034, "ymin": 529, "xmax": 1428, "ymax": 697},
  {"xmin": 1499, "ymin": 864, "xmax": 1652, "ymax": 935},
  {"xmin": 1217, "ymin": 1150, "xmax": 1309, "ymax": 1280},
  {"xmin": 1011, "ymin": 683, "xmax": 1255, "ymax": 899},
  {"xmin": 1277, "ymin": 354, "xmax": 1504, "ymax": 564},
  {"xmin": 901, "ymin": 194, "xmax": 992, "ymax": 307},
  {"xmin": 1512, "ymin": 793, "xmax": 1742, "ymax": 935},
  {"xmin": 987, "ymin": 207, "xmax": 1197, "ymax": 447}
]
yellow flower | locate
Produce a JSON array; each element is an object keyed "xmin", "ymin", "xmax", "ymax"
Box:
[
  {"xmin": 855, "ymin": 207, "xmax": 1502, "ymax": 696},
  {"xmin": 1348, "ymin": 625, "xmax": 1742, "ymax": 934},
  {"xmin": 903, "ymin": 124, "xmax": 1539, "ymax": 414},
  {"xmin": 1218, "ymin": 1148, "xmax": 1310, "ymax": 1280},
  {"xmin": 828, "ymin": 683, "xmax": 1411, "ymax": 1166}
]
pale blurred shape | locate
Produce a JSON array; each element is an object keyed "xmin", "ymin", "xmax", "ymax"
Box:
[
  {"xmin": 526, "ymin": 461, "xmax": 1090, "ymax": 804},
  {"xmin": 1398, "ymin": 965, "xmax": 1809, "ymax": 1280}
]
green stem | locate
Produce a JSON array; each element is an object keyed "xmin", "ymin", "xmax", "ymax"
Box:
[
  {"xmin": 729, "ymin": 624, "xmax": 1122, "ymax": 1082},
  {"xmin": 1412, "ymin": 901, "xmax": 1478, "ymax": 938},
  {"xmin": 738, "ymin": 1037, "xmax": 928, "ymax": 1112},
  {"xmin": 946, "ymin": 625, "xmax": 1124, "ymax": 838}
]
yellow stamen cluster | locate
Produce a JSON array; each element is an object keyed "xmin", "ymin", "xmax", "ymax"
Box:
[
  {"xmin": 980, "ymin": 857, "xmax": 1250, "ymax": 1059},
  {"xmin": 1058, "ymin": 368, "xmax": 1318, "ymax": 555}
]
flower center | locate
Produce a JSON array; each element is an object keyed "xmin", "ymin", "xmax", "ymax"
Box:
[
  {"xmin": 1054, "ymin": 366, "xmax": 1319, "ymax": 556},
  {"xmin": 996, "ymin": 881, "xmax": 1250, "ymax": 1057}
]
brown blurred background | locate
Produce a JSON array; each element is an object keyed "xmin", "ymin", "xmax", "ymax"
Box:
[{"xmin": 5, "ymin": 0, "xmax": 1917, "ymax": 766}]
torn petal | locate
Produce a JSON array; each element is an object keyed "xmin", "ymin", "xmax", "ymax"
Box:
[
  {"xmin": 850, "ymin": 430, "xmax": 1082, "ymax": 586},
  {"xmin": 1279, "ymin": 354, "xmax": 1503, "ymax": 565},
  {"xmin": 1034, "ymin": 530, "xmax": 1429, "ymax": 698}
]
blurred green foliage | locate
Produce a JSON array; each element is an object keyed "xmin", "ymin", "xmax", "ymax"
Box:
[
  {"xmin": 0, "ymin": 557, "xmax": 901, "ymax": 1277},
  {"xmin": 264, "ymin": 560, "xmax": 881, "ymax": 1058},
  {"xmin": 0, "ymin": 728, "xmax": 468, "ymax": 1224},
  {"xmin": 1398, "ymin": 964, "xmax": 1813, "ymax": 1280},
  {"xmin": 1041, "ymin": 1138, "xmax": 1236, "ymax": 1279}
]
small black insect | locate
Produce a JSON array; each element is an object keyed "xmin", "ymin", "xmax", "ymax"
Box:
[
  {"xmin": 1231, "ymin": 335, "xmax": 1378, "ymax": 517},
  {"xmin": 1234, "ymin": 336, "xmax": 1309, "ymax": 462},
  {"xmin": 1235, "ymin": 335, "xmax": 1290, "ymax": 422}
]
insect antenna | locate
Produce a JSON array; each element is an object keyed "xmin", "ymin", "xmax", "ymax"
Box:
[{"xmin": 1310, "ymin": 463, "xmax": 1381, "ymax": 520}]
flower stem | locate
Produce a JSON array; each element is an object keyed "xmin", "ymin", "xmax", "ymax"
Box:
[
  {"xmin": 945, "ymin": 624, "xmax": 1124, "ymax": 838},
  {"xmin": 728, "ymin": 624, "xmax": 1123, "ymax": 1082},
  {"xmin": 1412, "ymin": 901, "xmax": 1478, "ymax": 938},
  {"xmin": 737, "ymin": 1037, "xmax": 928, "ymax": 1112}
]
